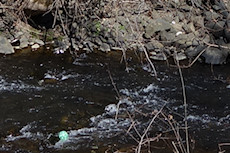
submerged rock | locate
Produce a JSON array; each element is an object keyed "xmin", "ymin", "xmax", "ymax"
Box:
[{"xmin": 0, "ymin": 36, "xmax": 15, "ymax": 54}]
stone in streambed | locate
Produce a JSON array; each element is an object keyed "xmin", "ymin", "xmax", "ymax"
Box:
[{"xmin": 0, "ymin": 36, "xmax": 15, "ymax": 54}]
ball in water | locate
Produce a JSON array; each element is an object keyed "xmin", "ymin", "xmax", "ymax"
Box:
[{"xmin": 58, "ymin": 131, "xmax": 69, "ymax": 141}]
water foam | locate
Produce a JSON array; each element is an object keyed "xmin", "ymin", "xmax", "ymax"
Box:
[{"xmin": 0, "ymin": 76, "xmax": 43, "ymax": 93}]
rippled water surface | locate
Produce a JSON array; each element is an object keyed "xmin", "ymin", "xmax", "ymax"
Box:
[{"xmin": 0, "ymin": 49, "xmax": 230, "ymax": 153}]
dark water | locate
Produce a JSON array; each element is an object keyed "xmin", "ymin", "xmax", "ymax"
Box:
[{"xmin": 0, "ymin": 48, "xmax": 230, "ymax": 153}]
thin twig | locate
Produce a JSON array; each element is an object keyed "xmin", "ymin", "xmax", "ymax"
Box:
[
  {"xmin": 175, "ymin": 53, "xmax": 190, "ymax": 153},
  {"xmin": 137, "ymin": 105, "xmax": 165, "ymax": 153}
]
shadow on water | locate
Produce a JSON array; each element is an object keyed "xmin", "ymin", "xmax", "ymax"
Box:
[{"xmin": 0, "ymin": 47, "xmax": 230, "ymax": 152}]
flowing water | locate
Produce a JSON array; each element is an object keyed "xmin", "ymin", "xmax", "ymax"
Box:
[{"xmin": 0, "ymin": 48, "xmax": 230, "ymax": 153}]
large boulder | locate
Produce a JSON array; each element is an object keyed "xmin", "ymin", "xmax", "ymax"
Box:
[
  {"xmin": 24, "ymin": 0, "xmax": 53, "ymax": 12},
  {"xmin": 23, "ymin": 0, "xmax": 53, "ymax": 16},
  {"xmin": 202, "ymin": 47, "xmax": 229, "ymax": 64},
  {"xmin": 0, "ymin": 36, "xmax": 15, "ymax": 54},
  {"xmin": 144, "ymin": 19, "xmax": 172, "ymax": 39}
]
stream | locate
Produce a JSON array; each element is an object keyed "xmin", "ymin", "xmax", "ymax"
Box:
[{"xmin": 0, "ymin": 48, "xmax": 230, "ymax": 153}]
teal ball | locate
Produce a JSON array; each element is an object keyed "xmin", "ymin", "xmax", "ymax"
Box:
[{"xmin": 58, "ymin": 131, "xmax": 69, "ymax": 141}]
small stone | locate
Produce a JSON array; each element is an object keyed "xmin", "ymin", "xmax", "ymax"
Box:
[
  {"xmin": 15, "ymin": 32, "xmax": 24, "ymax": 38},
  {"xmin": 14, "ymin": 46, "xmax": 20, "ymax": 50},
  {"xmin": 84, "ymin": 41, "xmax": 95, "ymax": 52},
  {"xmin": 94, "ymin": 37, "xmax": 102, "ymax": 46},
  {"xmin": 0, "ymin": 36, "xmax": 15, "ymax": 54},
  {"xmin": 111, "ymin": 47, "xmax": 124, "ymax": 51},
  {"xmin": 149, "ymin": 51, "xmax": 157, "ymax": 55},
  {"xmin": 31, "ymin": 44, "xmax": 40, "ymax": 49},
  {"xmin": 83, "ymin": 47, "xmax": 91, "ymax": 53},
  {"xmin": 29, "ymin": 42, "xmax": 35, "ymax": 45},
  {"xmin": 34, "ymin": 39, "xmax": 45, "ymax": 46},
  {"xmin": 176, "ymin": 31, "xmax": 183, "ymax": 36},
  {"xmin": 150, "ymin": 52, "xmax": 167, "ymax": 61},
  {"xmin": 72, "ymin": 22, "xmax": 77, "ymax": 28},
  {"xmin": 20, "ymin": 36, "xmax": 29, "ymax": 48},
  {"xmin": 192, "ymin": 39, "xmax": 199, "ymax": 46},
  {"xmin": 107, "ymin": 38, "xmax": 116, "ymax": 46},
  {"xmin": 174, "ymin": 52, "xmax": 187, "ymax": 61},
  {"xmin": 99, "ymin": 43, "xmax": 110, "ymax": 52},
  {"xmin": 187, "ymin": 22, "xmax": 196, "ymax": 33},
  {"xmin": 145, "ymin": 42, "xmax": 155, "ymax": 51}
]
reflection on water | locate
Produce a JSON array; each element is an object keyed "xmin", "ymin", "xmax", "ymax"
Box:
[{"xmin": 0, "ymin": 49, "xmax": 230, "ymax": 152}]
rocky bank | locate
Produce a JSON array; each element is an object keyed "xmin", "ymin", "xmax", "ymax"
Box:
[{"xmin": 1, "ymin": 0, "xmax": 230, "ymax": 65}]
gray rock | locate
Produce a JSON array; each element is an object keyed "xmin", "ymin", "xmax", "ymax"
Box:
[
  {"xmin": 31, "ymin": 44, "xmax": 40, "ymax": 49},
  {"xmin": 20, "ymin": 35, "xmax": 29, "ymax": 48},
  {"xmin": 186, "ymin": 22, "xmax": 196, "ymax": 33},
  {"xmin": 150, "ymin": 52, "xmax": 167, "ymax": 61},
  {"xmin": 99, "ymin": 36, "xmax": 107, "ymax": 43},
  {"xmin": 205, "ymin": 20, "xmax": 225, "ymax": 38},
  {"xmin": 202, "ymin": 47, "xmax": 229, "ymax": 64},
  {"xmin": 174, "ymin": 52, "xmax": 187, "ymax": 61},
  {"xmin": 224, "ymin": 25, "xmax": 230, "ymax": 42},
  {"xmin": 84, "ymin": 41, "xmax": 95, "ymax": 52},
  {"xmin": 212, "ymin": 5, "xmax": 221, "ymax": 11},
  {"xmin": 137, "ymin": 44, "xmax": 145, "ymax": 52},
  {"xmin": 175, "ymin": 33, "xmax": 196, "ymax": 48},
  {"xmin": 144, "ymin": 19, "xmax": 172, "ymax": 39},
  {"xmin": 177, "ymin": 11, "xmax": 185, "ymax": 21},
  {"xmin": 145, "ymin": 42, "xmax": 155, "ymax": 51},
  {"xmin": 99, "ymin": 43, "xmax": 111, "ymax": 52},
  {"xmin": 160, "ymin": 31, "xmax": 176, "ymax": 43},
  {"xmin": 204, "ymin": 11, "xmax": 219, "ymax": 21},
  {"xmin": 193, "ymin": 16, "xmax": 204, "ymax": 27},
  {"xmin": 152, "ymin": 40, "xmax": 164, "ymax": 49},
  {"xmin": 15, "ymin": 31, "xmax": 24, "ymax": 38},
  {"xmin": 83, "ymin": 47, "xmax": 92, "ymax": 53},
  {"xmin": 202, "ymin": 35, "xmax": 211, "ymax": 44},
  {"xmin": 94, "ymin": 37, "xmax": 102, "ymax": 46},
  {"xmin": 0, "ymin": 36, "xmax": 15, "ymax": 54},
  {"xmin": 185, "ymin": 45, "xmax": 206, "ymax": 58},
  {"xmin": 145, "ymin": 40, "xmax": 164, "ymax": 50},
  {"xmin": 192, "ymin": 39, "xmax": 199, "ymax": 46},
  {"xmin": 107, "ymin": 38, "xmax": 116, "ymax": 46},
  {"xmin": 111, "ymin": 47, "xmax": 124, "ymax": 51},
  {"xmin": 34, "ymin": 39, "xmax": 45, "ymax": 46}
]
